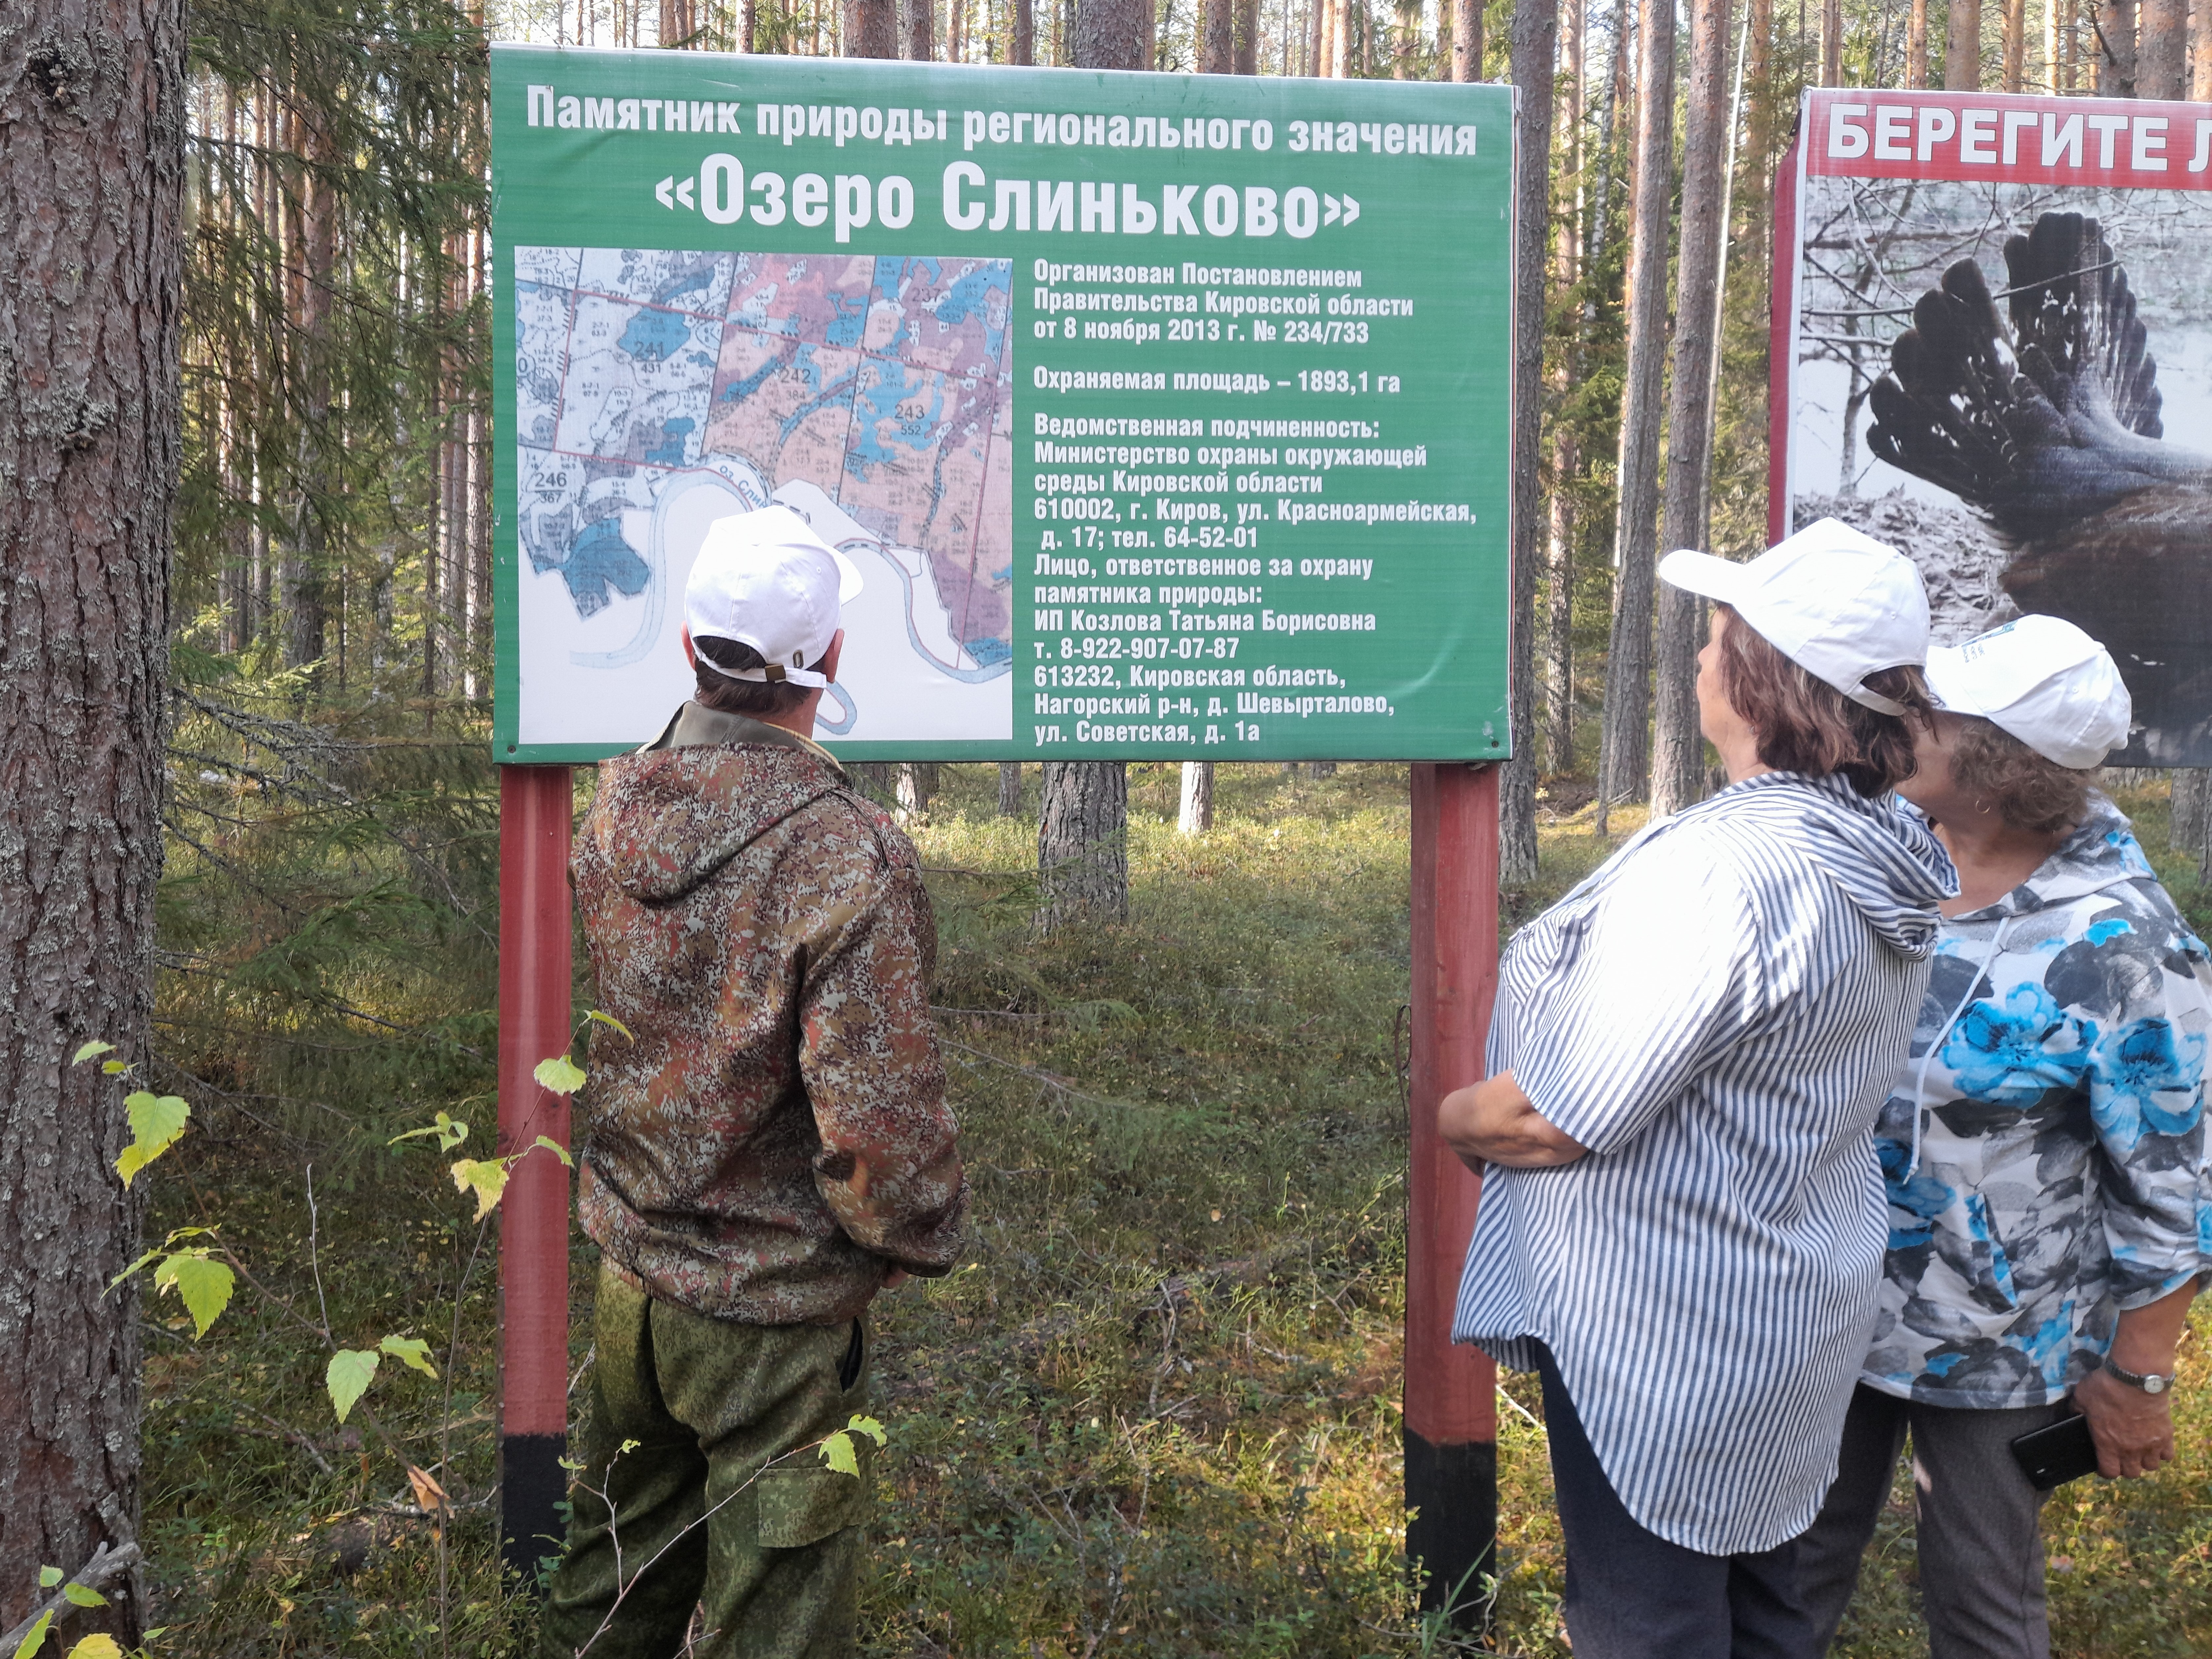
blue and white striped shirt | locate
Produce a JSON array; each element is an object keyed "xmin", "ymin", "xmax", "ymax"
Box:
[{"xmin": 1453, "ymin": 772, "xmax": 1957, "ymax": 1555}]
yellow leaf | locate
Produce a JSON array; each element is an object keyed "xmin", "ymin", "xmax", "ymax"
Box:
[
  {"xmin": 71, "ymin": 1040, "xmax": 115, "ymax": 1065},
  {"xmin": 378, "ymin": 1335, "xmax": 438, "ymax": 1377},
  {"xmin": 585, "ymin": 1009, "xmax": 635, "ymax": 1041},
  {"xmin": 62, "ymin": 1634, "xmax": 121, "ymax": 1658},
  {"xmin": 115, "ymin": 1091, "xmax": 190, "ymax": 1188},
  {"xmin": 449, "ymin": 1158, "xmax": 510, "ymax": 1221},
  {"xmin": 153, "ymin": 1253, "xmax": 234, "ymax": 1338},
  {"xmin": 533, "ymin": 1055, "xmax": 587, "ymax": 1096},
  {"xmin": 60, "ymin": 1583, "xmax": 106, "ymax": 1608},
  {"xmin": 11, "ymin": 1610, "xmax": 51, "ymax": 1659},
  {"xmin": 327, "ymin": 1349, "xmax": 380, "ymax": 1424},
  {"xmin": 846, "ymin": 1413, "xmax": 887, "ymax": 1447},
  {"xmin": 818, "ymin": 1430, "xmax": 860, "ymax": 1478},
  {"xmin": 531, "ymin": 1134, "xmax": 574, "ymax": 1168},
  {"xmin": 405, "ymin": 1464, "xmax": 450, "ymax": 1513}
]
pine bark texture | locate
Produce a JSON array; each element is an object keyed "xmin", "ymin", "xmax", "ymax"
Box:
[
  {"xmin": 997, "ymin": 761, "xmax": 1024, "ymax": 815},
  {"xmin": 1501, "ymin": 0, "xmax": 1559, "ymax": 882},
  {"xmin": 1909, "ymin": 0, "xmax": 1930, "ymax": 82},
  {"xmin": 1074, "ymin": 0, "xmax": 1153, "ymax": 69},
  {"xmin": 0, "ymin": 0, "xmax": 183, "ymax": 1632},
  {"xmin": 895, "ymin": 762, "xmax": 937, "ymax": 822},
  {"xmin": 1013, "ymin": 0, "xmax": 1035, "ymax": 59},
  {"xmin": 1821, "ymin": 0, "xmax": 1842, "ymax": 80},
  {"xmin": 1177, "ymin": 762, "xmax": 1214, "ymax": 834},
  {"xmin": 2098, "ymin": 0, "xmax": 2136, "ymax": 90},
  {"xmin": 1453, "ymin": 0, "xmax": 1481, "ymax": 79},
  {"xmin": 2138, "ymin": 0, "xmax": 2186, "ymax": 93},
  {"xmin": 2194, "ymin": 0, "xmax": 2212, "ymax": 96},
  {"xmin": 846, "ymin": 0, "xmax": 900, "ymax": 55},
  {"xmin": 1650, "ymin": 0, "xmax": 1733, "ymax": 819},
  {"xmin": 1234, "ymin": 0, "xmax": 1259, "ymax": 72},
  {"xmin": 1598, "ymin": 0, "xmax": 1676, "ymax": 819},
  {"xmin": 1947, "ymin": 0, "xmax": 1983, "ymax": 85},
  {"xmin": 1037, "ymin": 762, "xmax": 1129, "ymax": 927},
  {"xmin": 1203, "ymin": 0, "xmax": 1234, "ymax": 69},
  {"xmin": 907, "ymin": 0, "xmax": 938, "ymax": 58},
  {"xmin": 2172, "ymin": 771, "xmax": 2209, "ymax": 878}
]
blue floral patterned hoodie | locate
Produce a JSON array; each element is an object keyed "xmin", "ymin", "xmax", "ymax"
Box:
[{"xmin": 1862, "ymin": 794, "xmax": 2212, "ymax": 1408}]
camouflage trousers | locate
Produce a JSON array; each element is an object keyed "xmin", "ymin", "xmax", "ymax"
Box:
[{"xmin": 540, "ymin": 1265, "xmax": 874, "ymax": 1659}]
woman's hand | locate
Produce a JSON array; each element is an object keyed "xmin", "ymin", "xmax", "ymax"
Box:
[
  {"xmin": 1438, "ymin": 1070, "xmax": 1589, "ymax": 1170},
  {"xmin": 2072, "ymin": 1366, "xmax": 2175, "ymax": 1479}
]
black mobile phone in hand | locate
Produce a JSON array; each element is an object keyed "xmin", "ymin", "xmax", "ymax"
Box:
[{"xmin": 2010, "ymin": 1411, "xmax": 2101, "ymax": 1491}]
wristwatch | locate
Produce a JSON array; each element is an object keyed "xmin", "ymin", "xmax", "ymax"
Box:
[{"xmin": 2102, "ymin": 1356, "xmax": 2175, "ymax": 1395}]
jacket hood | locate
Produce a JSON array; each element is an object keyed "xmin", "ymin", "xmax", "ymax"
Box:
[
  {"xmin": 591, "ymin": 703, "xmax": 850, "ymax": 904},
  {"xmin": 1919, "ymin": 791, "xmax": 2159, "ymax": 918},
  {"xmin": 1682, "ymin": 772, "xmax": 1960, "ymax": 959}
]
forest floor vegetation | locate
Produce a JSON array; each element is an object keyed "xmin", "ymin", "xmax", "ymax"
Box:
[{"xmin": 140, "ymin": 762, "xmax": 2212, "ymax": 1656}]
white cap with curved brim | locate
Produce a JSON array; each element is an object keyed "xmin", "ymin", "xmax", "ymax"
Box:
[
  {"xmin": 1657, "ymin": 517, "xmax": 1931, "ymax": 715},
  {"xmin": 1925, "ymin": 614, "xmax": 2132, "ymax": 769},
  {"xmin": 684, "ymin": 505, "xmax": 865, "ymax": 689}
]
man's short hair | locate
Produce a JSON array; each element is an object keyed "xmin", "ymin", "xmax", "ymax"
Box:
[{"xmin": 694, "ymin": 635, "xmax": 826, "ymax": 718}]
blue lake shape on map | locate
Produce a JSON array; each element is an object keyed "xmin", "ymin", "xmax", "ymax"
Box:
[
  {"xmin": 619, "ymin": 307, "xmax": 693, "ymax": 364},
  {"xmin": 823, "ymin": 293, "xmax": 868, "ymax": 350},
  {"xmin": 540, "ymin": 518, "xmax": 652, "ymax": 619},
  {"xmin": 645, "ymin": 416, "xmax": 695, "ymax": 466},
  {"xmin": 966, "ymin": 636, "xmax": 1012, "ymax": 667},
  {"xmin": 657, "ymin": 268, "xmax": 715, "ymax": 308}
]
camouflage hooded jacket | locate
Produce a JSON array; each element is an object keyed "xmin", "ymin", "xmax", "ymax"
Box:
[
  {"xmin": 1864, "ymin": 794, "xmax": 2210, "ymax": 1407},
  {"xmin": 571, "ymin": 702, "xmax": 968, "ymax": 1326}
]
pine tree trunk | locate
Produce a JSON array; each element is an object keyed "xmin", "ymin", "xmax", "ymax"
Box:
[
  {"xmin": 1037, "ymin": 762, "xmax": 1129, "ymax": 927},
  {"xmin": 1544, "ymin": 0, "xmax": 1586, "ymax": 775},
  {"xmin": 1650, "ymin": 0, "xmax": 1733, "ymax": 819},
  {"xmin": 847, "ymin": 0, "xmax": 899, "ymax": 54},
  {"xmin": 1177, "ymin": 762, "xmax": 1215, "ymax": 834},
  {"xmin": 285, "ymin": 109, "xmax": 334, "ymax": 674},
  {"xmin": 1821, "ymin": 0, "xmax": 1841, "ymax": 79},
  {"xmin": 1234, "ymin": 0, "xmax": 1259, "ymax": 71},
  {"xmin": 1037, "ymin": 0, "xmax": 1148, "ymax": 929},
  {"xmin": 2138, "ymin": 0, "xmax": 2185, "ymax": 91},
  {"xmin": 1909, "ymin": 0, "xmax": 1930, "ymax": 82},
  {"xmin": 896, "ymin": 762, "xmax": 938, "ymax": 822},
  {"xmin": 2171, "ymin": 770, "xmax": 2205, "ymax": 856},
  {"xmin": 0, "ymin": 0, "xmax": 181, "ymax": 1631},
  {"xmin": 2098, "ymin": 0, "xmax": 2134, "ymax": 90},
  {"xmin": 1074, "ymin": 0, "xmax": 1153, "ymax": 67},
  {"xmin": 1597, "ymin": 0, "xmax": 1676, "ymax": 825},
  {"xmin": 908, "ymin": 0, "xmax": 937, "ymax": 57},
  {"xmin": 1014, "ymin": 0, "xmax": 1035, "ymax": 59},
  {"xmin": 998, "ymin": 761, "xmax": 1025, "ymax": 815},
  {"xmin": 1203, "ymin": 0, "xmax": 1234, "ymax": 70},
  {"xmin": 1453, "ymin": 0, "xmax": 1481, "ymax": 78},
  {"xmin": 2002, "ymin": 0, "xmax": 2027, "ymax": 85},
  {"xmin": 2193, "ymin": 0, "xmax": 2212, "ymax": 95},
  {"xmin": 1502, "ymin": 0, "xmax": 1560, "ymax": 882},
  {"xmin": 1947, "ymin": 0, "xmax": 1983, "ymax": 84}
]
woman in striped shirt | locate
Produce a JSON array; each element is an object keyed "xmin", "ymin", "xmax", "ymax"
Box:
[{"xmin": 1444, "ymin": 520, "xmax": 1958, "ymax": 1658}]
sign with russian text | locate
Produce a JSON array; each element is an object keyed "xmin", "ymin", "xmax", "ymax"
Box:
[
  {"xmin": 1775, "ymin": 87, "xmax": 2212, "ymax": 765},
  {"xmin": 491, "ymin": 45, "xmax": 1513, "ymax": 763}
]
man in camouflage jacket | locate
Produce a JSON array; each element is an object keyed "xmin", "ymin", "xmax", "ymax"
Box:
[{"xmin": 541, "ymin": 506, "xmax": 967, "ymax": 1659}]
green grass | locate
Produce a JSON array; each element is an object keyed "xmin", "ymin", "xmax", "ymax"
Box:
[{"xmin": 133, "ymin": 763, "xmax": 2212, "ymax": 1655}]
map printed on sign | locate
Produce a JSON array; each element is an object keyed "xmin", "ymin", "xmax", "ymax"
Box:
[
  {"xmin": 492, "ymin": 47, "xmax": 1514, "ymax": 762},
  {"xmin": 513, "ymin": 246, "xmax": 1014, "ymax": 746}
]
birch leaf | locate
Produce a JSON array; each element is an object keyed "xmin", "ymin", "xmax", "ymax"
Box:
[{"xmin": 327, "ymin": 1349, "xmax": 381, "ymax": 1423}]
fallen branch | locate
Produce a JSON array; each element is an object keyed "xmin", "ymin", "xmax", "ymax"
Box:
[{"xmin": 0, "ymin": 1540, "xmax": 142, "ymax": 1655}]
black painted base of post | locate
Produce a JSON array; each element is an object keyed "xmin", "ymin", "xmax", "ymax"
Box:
[
  {"xmin": 1405, "ymin": 1427, "xmax": 1497, "ymax": 1633},
  {"xmin": 501, "ymin": 1431, "xmax": 570, "ymax": 1587}
]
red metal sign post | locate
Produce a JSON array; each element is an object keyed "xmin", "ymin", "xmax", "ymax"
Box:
[
  {"xmin": 1405, "ymin": 761, "xmax": 1501, "ymax": 1626},
  {"xmin": 497, "ymin": 763, "xmax": 577, "ymax": 1579}
]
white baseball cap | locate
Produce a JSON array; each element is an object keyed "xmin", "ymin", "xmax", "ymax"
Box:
[
  {"xmin": 684, "ymin": 505, "xmax": 863, "ymax": 689},
  {"xmin": 1924, "ymin": 615, "xmax": 2132, "ymax": 769},
  {"xmin": 1658, "ymin": 517, "xmax": 1930, "ymax": 715}
]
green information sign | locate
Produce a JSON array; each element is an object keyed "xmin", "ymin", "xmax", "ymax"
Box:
[{"xmin": 491, "ymin": 44, "xmax": 1514, "ymax": 763}]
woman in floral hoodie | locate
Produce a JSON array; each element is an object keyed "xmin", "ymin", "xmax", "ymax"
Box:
[{"xmin": 1801, "ymin": 617, "xmax": 2210, "ymax": 1658}]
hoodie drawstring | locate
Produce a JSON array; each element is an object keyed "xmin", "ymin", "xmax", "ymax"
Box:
[{"xmin": 1906, "ymin": 914, "xmax": 2014, "ymax": 1182}]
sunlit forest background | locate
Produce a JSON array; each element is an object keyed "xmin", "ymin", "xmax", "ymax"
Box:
[{"xmin": 135, "ymin": 0, "xmax": 2212, "ymax": 1653}]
